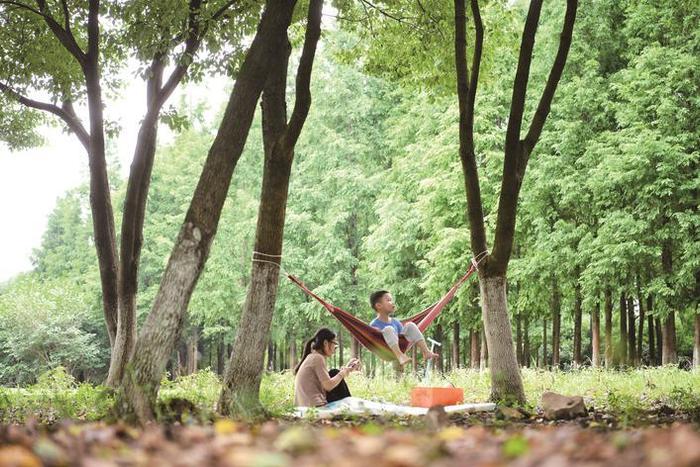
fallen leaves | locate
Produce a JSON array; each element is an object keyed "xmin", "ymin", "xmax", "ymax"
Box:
[{"xmin": 0, "ymin": 418, "xmax": 699, "ymax": 466}]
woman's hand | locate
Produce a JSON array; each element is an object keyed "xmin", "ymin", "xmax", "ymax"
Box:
[{"xmin": 345, "ymin": 358, "xmax": 361, "ymax": 372}]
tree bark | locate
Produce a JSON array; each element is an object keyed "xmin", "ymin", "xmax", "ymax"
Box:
[
  {"xmin": 604, "ymin": 288, "xmax": 613, "ymax": 368},
  {"xmin": 452, "ymin": 321, "xmax": 461, "ymax": 369},
  {"xmin": 515, "ymin": 312, "xmax": 523, "ymax": 366},
  {"xmin": 661, "ymin": 242, "xmax": 677, "ymax": 365},
  {"xmin": 479, "ymin": 275, "xmax": 523, "ymax": 402},
  {"xmin": 655, "ymin": 317, "xmax": 663, "ymax": 365},
  {"xmin": 551, "ymin": 278, "xmax": 561, "ymax": 369},
  {"xmin": 573, "ymin": 279, "xmax": 583, "ymax": 367},
  {"xmin": 591, "ymin": 301, "xmax": 600, "ymax": 368},
  {"xmin": 117, "ymin": 0, "xmax": 298, "ymax": 423},
  {"xmin": 219, "ymin": 0, "xmax": 323, "ymax": 416},
  {"xmin": 627, "ymin": 296, "xmax": 636, "ymax": 366},
  {"xmin": 470, "ymin": 328, "xmax": 480, "ymax": 369},
  {"xmin": 648, "ymin": 314, "xmax": 655, "ymax": 366},
  {"xmin": 636, "ymin": 279, "xmax": 645, "ymax": 365},
  {"xmin": 218, "ymin": 336, "xmax": 226, "ymax": 375},
  {"xmin": 480, "ymin": 325, "xmax": 488, "ymax": 371},
  {"xmin": 542, "ymin": 317, "xmax": 547, "ymax": 368},
  {"xmin": 523, "ymin": 314, "xmax": 530, "ymax": 367},
  {"xmin": 619, "ymin": 293, "xmax": 628, "ymax": 366},
  {"xmin": 694, "ymin": 313, "xmax": 700, "ymax": 369}
]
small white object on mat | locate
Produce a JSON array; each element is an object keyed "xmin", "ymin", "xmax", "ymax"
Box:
[{"xmin": 293, "ymin": 397, "xmax": 496, "ymax": 419}]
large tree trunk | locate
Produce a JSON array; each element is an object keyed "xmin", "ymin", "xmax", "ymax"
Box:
[
  {"xmin": 604, "ymin": 288, "xmax": 613, "ymax": 368},
  {"xmin": 452, "ymin": 321, "xmax": 461, "ymax": 370},
  {"xmin": 219, "ymin": 0, "xmax": 322, "ymax": 416},
  {"xmin": 117, "ymin": 1, "xmax": 297, "ymax": 423},
  {"xmin": 591, "ymin": 301, "xmax": 600, "ymax": 368},
  {"xmin": 573, "ymin": 279, "xmax": 583, "ymax": 367},
  {"xmin": 627, "ymin": 296, "xmax": 636, "ymax": 366},
  {"xmin": 619, "ymin": 293, "xmax": 628, "ymax": 366},
  {"xmin": 479, "ymin": 275, "xmax": 524, "ymax": 402}
]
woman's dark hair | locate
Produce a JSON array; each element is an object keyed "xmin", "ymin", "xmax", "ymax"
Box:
[{"xmin": 294, "ymin": 327, "xmax": 336, "ymax": 375}]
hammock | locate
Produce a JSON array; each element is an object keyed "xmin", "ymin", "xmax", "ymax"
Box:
[{"xmin": 286, "ymin": 261, "xmax": 479, "ymax": 361}]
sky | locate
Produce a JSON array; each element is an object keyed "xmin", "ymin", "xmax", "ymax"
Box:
[{"xmin": 0, "ymin": 73, "xmax": 228, "ymax": 283}]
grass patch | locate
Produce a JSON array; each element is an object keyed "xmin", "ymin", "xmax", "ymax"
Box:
[{"xmin": 1, "ymin": 366, "xmax": 698, "ymax": 424}]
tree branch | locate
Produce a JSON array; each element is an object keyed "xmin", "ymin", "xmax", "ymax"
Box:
[
  {"xmin": 522, "ymin": 0, "xmax": 578, "ymax": 158},
  {"xmin": 283, "ymin": 0, "xmax": 323, "ymax": 152},
  {"xmin": 86, "ymin": 0, "xmax": 99, "ymax": 62},
  {"xmin": 60, "ymin": 0, "xmax": 71, "ymax": 36},
  {"xmin": 0, "ymin": 81, "xmax": 90, "ymax": 149},
  {"xmin": 33, "ymin": 0, "xmax": 87, "ymax": 66},
  {"xmin": 454, "ymin": 0, "xmax": 488, "ymax": 258}
]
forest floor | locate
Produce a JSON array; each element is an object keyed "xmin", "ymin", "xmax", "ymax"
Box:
[{"xmin": 2, "ymin": 367, "xmax": 700, "ymax": 466}]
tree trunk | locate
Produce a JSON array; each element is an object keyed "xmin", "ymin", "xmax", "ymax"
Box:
[
  {"xmin": 289, "ymin": 338, "xmax": 297, "ymax": 370},
  {"xmin": 551, "ymin": 277, "xmax": 561, "ymax": 369},
  {"xmin": 619, "ymin": 293, "xmax": 628, "ymax": 366},
  {"xmin": 627, "ymin": 296, "xmax": 636, "ymax": 366},
  {"xmin": 350, "ymin": 338, "xmax": 360, "ymax": 360},
  {"xmin": 636, "ymin": 279, "xmax": 645, "ymax": 365},
  {"xmin": 480, "ymin": 326, "xmax": 488, "ymax": 371},
  {"xmin": 573, "ymin": 279, "xmax": 583, "ymax": 367},
  {"xmin": 523, "ymin": 314, "xmax": 530, "ymax": 367},
  {"xmin": 217, "ymin": 336, "xmax": 226, "ymax": 375},
  {"xmin": 604, "ymin": 288, "xmax": 613, "ymax": 368},
  {"xmin": 661, "ymin": 313, "xmax": 677, "ymax": 365},
  {"xmin": 452, "ymin": 321, "xmax": 460, "ymax": 369},
  {"xmin": 435, "ymin": 324, "xmax": 445, "ymax": 373},
  {"xmin": 479, "ymin": 275, "xmax": 524, "ymax": 403},
  {"xmin": 542, "ymin": 317, "xmax": 547, "ymax": 368},
  {"xmin": 655, "ymin": 317, "xmax": 663, "ymax": 365},
  {"xmin": 694, "ymin": 313, "xmax": 700, "ymax": 369},
  {"xmin": 186, "ymin": 327, "xmax": 198, "ymax": 374},
  {"xmin": 470, "ymin": 328, "xmax": 480, "ymax": 369},
  {"xmin": 661, "ymin": 242, "xmax": 677, "ymax": 365},
  {"xmin": 515, "ymin": 312, "xmax": 523, "ymax": 366},
  {"xmin": 591, "ymin": 302, "xmax": 600, "ymax": 368},
  {"xmin": 648, "ymin": 314, "xmax": 655, "ymax": 366},
  {"xmin": 117, "ymin": 1, "xmax": 298, "ymax": 423}
]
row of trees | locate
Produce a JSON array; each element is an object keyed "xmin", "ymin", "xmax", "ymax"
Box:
[{"xmin": 0, "ymin": 0, "xmax": 697, "ymax": 418}]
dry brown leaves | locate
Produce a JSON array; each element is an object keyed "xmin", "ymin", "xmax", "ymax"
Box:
[{"xmin": 0, "ymin": 419, "xmax": 699, "ymax": 467}]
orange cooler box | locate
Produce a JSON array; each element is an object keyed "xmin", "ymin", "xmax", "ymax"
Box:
[{"xmin": 410, "ymin": 387, "xmax": 464, "ymax": 408}]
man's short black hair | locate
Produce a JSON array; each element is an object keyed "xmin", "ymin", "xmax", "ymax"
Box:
[{"xmin": 369, "ymin": 290, "xmax": 390, "ymax": 310}]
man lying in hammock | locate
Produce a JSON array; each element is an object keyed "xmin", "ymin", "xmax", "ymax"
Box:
[{"xmin": 369, "ymin": 290, "xmax": 438, "ymax": 366}]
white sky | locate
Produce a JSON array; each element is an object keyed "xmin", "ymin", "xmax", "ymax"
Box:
[{"xmin": 0, "ymin": 74, "xmax": 228, "ymax": 283}]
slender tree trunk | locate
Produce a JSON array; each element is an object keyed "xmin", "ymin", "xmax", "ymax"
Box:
[
  {"xmin": 694, "ymin": 313, "xmax": 700, "ymax": 369},
  {"xmin": 289, "ymin": 338, "xmax": 297, "ymax": 370},
  {"xmin": 338, "ymin": 328, "xmax": 344, "ymax": 366},
  {"xmin": 655, "ymin": 317, "xmax": 663, "ymax": 365},
  {"xmin": 619, "ymin": 293, "xmax": 628, "ymax": 366},
  {"xmin": 523, "ymin": 314, "xmax": 530, "ymax": 367},
  {"xmin": 551, "ymin": 277, "xmax": 561, "ymax": 369},
  {"xmin": 117, "ymin": 1, "xmax": 298, "ymax": 423},
  {"xmin": 218, "ymin": 336, "xmax": 226, "ymax": 375},
  {"xmin": 627, "ymin": 296, "xmax": 636, "ymax": 366},
  {"xmin": 592, "ymin": 301, "xmax": 600, "ymax": 368},
  {"xmin": 186, "ymin": 327, "xmax": 198, "ymax": 374},
  {"xmin": 648, "ymin": 314, "xmax": 655, "ymax": 366},
  {"xmin": 515, "ymin": 312, "xmax": 523, "ymax": 366},
  {"xmin": 452, "ymin": 321, "xmax": 460, "ymax": 369},
  {"xmin": 479, "ymin": 275, "xmax": 524, "ymax": 402},
  {"xmin": 470, "ymin": 328, "xmax": 480, "ymax": 369},
  {"xmin": 573, "ymin": 279, "xmax": 583, "ymax": 367},
  {"xmin": 435, "ymin": 324, "xmax": 445, "ymax": 373},
  {"xmin": 542, "ymin": 317, "xmax": 547, "ymax": 368},
  {"xmin": 604, "ymin": 288, "xmax": 613, "ymax": 368},
  {"xmin": 480, "ymin": 325, "xmax": 488, "ymax": 371},
  {"xmin": 636, "ymin": 279, "xmax": 645, "ymax": 365},
  {"xmin": 661, "ymin": 242, "xmax": 677, "ymax": 365},
  {"xmin": 350, "ymin": 338, "xmax": 360, "ymax": 360}
]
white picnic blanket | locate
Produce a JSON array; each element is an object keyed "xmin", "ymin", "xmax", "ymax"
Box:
[{"xmin": 293, "ymin": 397, "xmax": 496, "ymax": 418}]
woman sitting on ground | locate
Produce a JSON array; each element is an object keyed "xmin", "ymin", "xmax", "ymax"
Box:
[{"xmin": 294, "ymin": 327, "xmax": 361, "ymax": 407}]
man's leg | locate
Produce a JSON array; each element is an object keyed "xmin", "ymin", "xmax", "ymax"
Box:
[
  {"xmin": 382, "ymin": 327, "xmax": 411, "ymax": 365},
  {"xmin": 402, "ymin": 322, "xmax": 438, "ymax": 360}
]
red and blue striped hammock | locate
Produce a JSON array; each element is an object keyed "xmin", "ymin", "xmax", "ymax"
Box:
[{"xmin": 286, "ymin": 262, "xmax": 479, "ymax": 361}]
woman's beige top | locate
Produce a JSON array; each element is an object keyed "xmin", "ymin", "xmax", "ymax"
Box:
[{"xmin": 294, "ymin": 352, "xmax": 331, "ymax": 407}]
